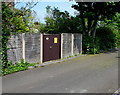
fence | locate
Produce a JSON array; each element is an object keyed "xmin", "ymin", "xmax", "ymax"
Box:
[
  {"xmin": 61, "ymin": 33, "xmax": 82, "ymax": 58},
  {"xmin": 7, "ymin": 33, "xmax": 82, "ymax": 64}
]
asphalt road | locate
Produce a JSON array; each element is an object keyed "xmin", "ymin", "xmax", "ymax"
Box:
[{"xmin": 2, "ymin": 51, "xmax": 119, "ymax": 93}]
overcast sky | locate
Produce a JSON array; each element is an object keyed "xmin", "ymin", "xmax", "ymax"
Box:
[{"xmin": 15, "ymin": 1, "xmax": 77, "ymax": 23}]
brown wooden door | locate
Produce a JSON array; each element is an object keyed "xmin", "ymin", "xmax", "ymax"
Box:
[{"xmin": 43, "ymin": 34, "xmax": 61, "ymax": 62}]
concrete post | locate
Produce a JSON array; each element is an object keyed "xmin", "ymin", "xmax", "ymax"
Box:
[
  {"xmin": 22, "ymin": 33, "xmax": 25, "ymax": 61},
  {"xmin": 40, "ymin": 34, "xmax": 43, "ymax": 63},
  {"xmin": 71, "ymin": 34, "xmax": 74, "ymax": 56},
  {"xmin": 61, "ymin": 34, "xmax": 63, "ymax": 59}
]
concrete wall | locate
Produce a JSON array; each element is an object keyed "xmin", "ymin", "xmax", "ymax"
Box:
[
  {"xmin": 62, "ymin": 33, "xmax": 72, "ymax": 58},
  {"xmin": 7, "ymin": 33, "xmax": 41, "ymax": 64},
  {"xmin": 7, "ymin": 34, "xmax": 23, "ymax": 64},
  {"xmin": 7, "ymin": 33, "xmax": 82, "ymax": 63},
  {"xmin": 61, "ymin": 33, "xmax": 82, "ymax": 58},
  {"xmin": 73, "ymin": 33, "xmax": 82, "ymax": 55},
  {"xmin": 24, "ymin": 33, "xmax": 41, "ymax": 63}
]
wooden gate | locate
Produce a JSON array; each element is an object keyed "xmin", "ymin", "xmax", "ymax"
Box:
[{"xmin": 43, "ymin": 34, "xmax": 61, "ymax": 62}]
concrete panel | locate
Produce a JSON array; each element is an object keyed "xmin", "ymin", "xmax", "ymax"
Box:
[
  {"xmin": 24, "ymin": 33, "xmax": 41, "ymax": 63},
  {"xmin": 7, "ymin": 34, "xmax": 23, "ymax": 63},
  {"xmin": 73, "ymin": 34, "xmax": 82, "ymax": 55},
  {"xmin": 62, "ymin": 33, "xmax": 72, "ymax": 58}
]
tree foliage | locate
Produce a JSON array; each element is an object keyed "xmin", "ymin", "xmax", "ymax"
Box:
[
  {"xmin": 2, "ymin": 2, "xmax": 37, "ymax": 69},
  {"xmin": 33, "ymin": 22, "xmax": 45, "ymax": 32},
  {"xmin": 96, "ymin": 26, "xmax": 116, "ymax": 50},
  {"xmin": 72, "ymin": 1, "xmax": 120, "ymax": 54},
  {"xmin": 72, "ymin": 2, "xmax": 120, "ymax": 37},
  {"xmin": 99, "ymin": 12, "xmax": 120, "ymax": 47},
  {"xmin": 44, "ymin": 6, "xmax": 82, "ymax": 34}
]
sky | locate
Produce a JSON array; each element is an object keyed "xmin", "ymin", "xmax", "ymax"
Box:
[{"xmin": 15, "ymin": 1, "xmax": 77, "ymax": 23}]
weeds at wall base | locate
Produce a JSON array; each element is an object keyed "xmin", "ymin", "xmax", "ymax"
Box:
[{"xmin": 2, "ymin": 59, "xmax": 37, "ymax": 76}]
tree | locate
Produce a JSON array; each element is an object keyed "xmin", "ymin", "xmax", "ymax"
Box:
[
  {"xmin": 33, "ymin": 22, "xmax": 45, "ymax": 32},
  {"xmin": 44, "ymin": 6, "xmax": 82, "ymax": 34},
  {"xmin": 72, "ymin": 1, "xmax": 120, "ymax": 54},
  {"xmin": 1, "ymin": 2, "xmax": 37, "ymax": 68},
  {"xmin": 98, "ymin": 12, "xmax": 120, "ymax": 47},
  {"xmin": 72, "ymin": 1, "xmax": 120, "ymax": 38}
]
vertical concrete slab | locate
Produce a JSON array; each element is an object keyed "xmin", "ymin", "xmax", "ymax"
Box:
[
  {"xmin": 22, "ymin": 33, "xmax": 25, "ymax": 61},
  {"xmin": 24, "ymin": 33, "xmax": 41, "ymax": 63},
  {"xmin": 61, "ymin": 34, "xmax": 63, "ymax": 59},
  {"xmin": 40, "ymin": 34, "xmax": 43, "ymax": 63},
  {"xmin": 73, "ymin": 33, "xmax": 82, "ymax": 55},
  {"xmin": 62, "ymin": 33, "xmax": 72, "ymax": 58},
  {"xmin": 7, "ymin": 34, "xmax": 23, "ymax": 63},
  {"xmin": 71, "ymin": 34, "xmax": 74, "ymax": 56}
]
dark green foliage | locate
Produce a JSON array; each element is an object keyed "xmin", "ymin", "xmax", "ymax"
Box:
[
  {"xmin": 2, "ymin": 3, "xmax": 12, "ymax": 68},
  {"xmin": 72, "ymin": 2, "xmax": 120, "ymax": 37},
  {"xmin": 1, "ymin": 2, "xmax": 37, "ymax": 69},
  {"xmin": 96, "ymin": 27, "xmax": 116, "ymax": 50},
  {"xmin": 44, "ymin": 6, "xmax": 82, "ymax": 34},
  {"xmin": 33, "ymin": 22, "xmax": 45, "ymax": 32},
  {"xmin": 82, "ymin": 27, "xmax": 117, "ymax": 54},
  {"xmin": 82, "ymin": 35, "xmax": 100, "ymax": 54},
  {"xmin": 100, "ymin": 12, "xmax": 120, "ymax": 47},
  {"xmin": 3, "ymin": 59, "xmax": 36, "ymax": 75},
  {"xmin": 72, "ymin": 2, "xmax": 120, "ymax": 54},
  {"xmin": 115, "ymin": 30, "xmax": 120, "ymax": 47}
]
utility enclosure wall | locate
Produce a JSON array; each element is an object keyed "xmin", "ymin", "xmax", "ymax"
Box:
[
  {"xmin": 7, "ymin": 33, "xmax": 42, "ymax": 64},
  {"xmin": 73, "ymin": 34, "xmax": 82, "ymax": 55},
  {"xmin": 61, "ymin": 33, "xmax": 82, "ymax": 58},
  {"xmin": 24, "ymin": 33, "xmax": 41, "ymax": 63},
  {"xmin": 62, "ymin": 33, "xmax": 72, "ymax": 58},
  {"xmin": 7, "ymin": 33, "xmax": 82, "ymax": 64},
  {"xmin": 7, "ymin": 34, "xmax": 23, "ymax": 64}
]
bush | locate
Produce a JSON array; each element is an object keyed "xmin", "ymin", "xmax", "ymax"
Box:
[
  {"xmin": 82, "ymin": 26, "xmax": 117, "ymax": 54},
  {"xmin": 82, "ymin": 35, "xmax": 100, "ymax": 54},
  {"xmin": 96, "ymin": 26, "xmax": 116, "ymax": 50},
  {"xmin": 112, "ymin": 29, "xmax": 120, "ymax": 47}
]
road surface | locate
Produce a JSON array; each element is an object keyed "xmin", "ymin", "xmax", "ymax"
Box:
[{"xmin": 2, "ymin": 51, "xmax": 119, "ymax": 93}]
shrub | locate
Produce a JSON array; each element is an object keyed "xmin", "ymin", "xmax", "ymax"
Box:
[
  {"xmin": 96, "ymin": 26, "xmax": 116, "ymax": 50},
  {"xmin": 82, "ymin": 35, "xmax": 100, "ymax": 54}
]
